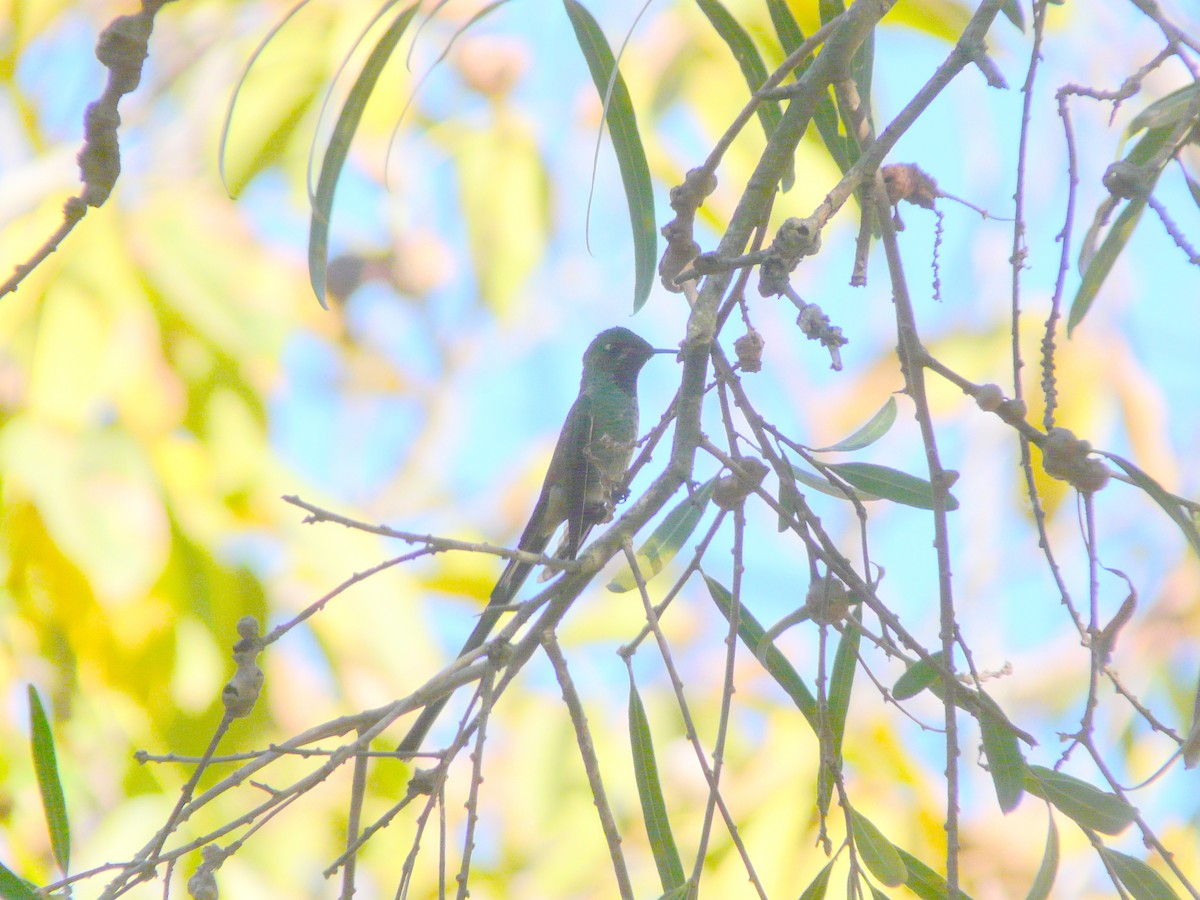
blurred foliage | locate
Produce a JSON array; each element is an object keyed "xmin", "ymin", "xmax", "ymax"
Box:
[{"xmin": 0, "ymin": 0, "xmax": 1197, "ymax": 898}]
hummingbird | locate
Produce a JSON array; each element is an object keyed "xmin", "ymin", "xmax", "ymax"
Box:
[{"xmin": 398, "ymin": 327, "xmax": 672, "ymax": 754}]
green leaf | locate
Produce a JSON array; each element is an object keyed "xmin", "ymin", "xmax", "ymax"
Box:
[
  {"xmin": 895, "ymin": 846, "xmax": 975, "ymax": 900},
  {"xmin": 765, "ymin": 0, "xmax": 804, "ymax": 52},
  {"xmin": 1000, "ymin": 0, "xmax": 1026, "ymax": 31},
  {"xmin": 1100, "ymin": 452, "xmax": 1200, "ymax": 559},
  {"xmin": 704, "ymin": 575, "xmax": 819, "ymax": 730},
  {"xmin": 818, "ymin": 617, "xmax": 860, "ymax": 814},
  {"xmin": 978, "ymin": 695, "xmax": 1026, "ymax": 813},
  {"xmin": 1099, "ymin": 848, "xmax": 1180, "ymax": 900},
  {"xmin": 28, "ymin": 686, "xmax": 69, "ymax": 875},
  {"xmin": 810, "ymin": 397, "xmax": 897, "ymax": 452},
  {"xmin": 868, "ymin": 887, "xmax": 892, "ymax": 900},
  {"xmin": 608, "ymin": 479, "xmax": 716, "ymax": 592},
  {"xmin": 564, "ymin": 0, "xmax": 656, "ymax": 313},
  {"xmin": 309, "ymin": 2, "xmax": 420, "ymax": 308},
  {"xmin": 850, "ymin": 809, "xmax": 907, "ymax": 888},
  {"xmin": 892, "ymin": 651, "xmax": 944, "ymax": 701},
  {"xmin": 789, "ymin": 462, "xmax": 882, "ymax": 503},
  {"xmin": 799, "ymin": 859, "xmax": 835, "ymax": 899},
  {"xmin": 1126, "ymin": 83, "xmax": 1200, "ymax": 137},
  {"xmin": 628, "ymin": 673, "xmax": 686, "ymax": 893},
  {"xmin": 828, "ymin": 462, "xmax": 960, "ymax": 511},
  {"xmin": 695, "ymin": 0, "xmax": 793, "ymax": 191},
  {"xmin": 1026, "ymin": 812, "xmax": 1059, "ymax": 900},
  {"xmin": 1068, "ymin": 196, "xmax": 1145, "ymax": 334},
  {"xmin": 0, "ymin": 861, "xmax": 39, "ymax": 900},
  {"xmin": 1024, "ymin": 766, "xmax": 1136, "ymax": 836}
]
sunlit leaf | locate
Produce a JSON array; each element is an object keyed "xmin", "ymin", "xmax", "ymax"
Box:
[
  {"xmin": 828, "ymin": 462, "xmax": 960, "ymax": 511},
  {"xmin": 0, "ymin": 862, "xmax": 38, "ymax": 900},
  {"xmin": 895, "ymin": 846, "xmax": 975, "ymax": 900},
  {"xmin": 1099, "ymin": 848, "xmax": 1180, "ymax": 900},
  {"xmin": 308, "ymin": 2, "xmax": 419, "ymax": 308},
  {"xmin": 695, "ymin": 0, "xmax": 793, "ymax": 190},
  {"xmin": 810, "ymin": 397, "xmax": 897, "ymax": 452},
  {"xmin": 1024, "ymin": 766, "xmax": 1136, "ymax": 836},
  {"xmin": 564, "ymin": 0, "xmax": 656, "ymax": 312},
  {"xmin": 609, "ymin": 479, "xmax": 716, "ymax": 592},
  {"xmin": 704, "ymin": 575, "xmax": 819, "ymax": 730},
  {"xmin": 1100, "ymin": 452, "xmax": 1200, "ymax": 559},
  {"xmin": 29, "ymin": 686, "xmax": 70, "ymax": 874},
  {"xmin": 850, "ymin": 809, "xmax": 906, "ymax": 888},
  {"xmin": 628, "ymin": 673, "xmax": 686, "ymax": 893},
  {"xmin": 1026, "ymin": 811, "xmax": 1059, "ymax": 900}
]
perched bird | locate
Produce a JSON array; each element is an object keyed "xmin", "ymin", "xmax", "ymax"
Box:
[{"xmin": 398, "ymin": 327, "xmax": 672, "ymax": 754}]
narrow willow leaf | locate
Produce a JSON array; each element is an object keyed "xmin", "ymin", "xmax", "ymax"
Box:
[
  {"xmin": 1100, "ymin": 848, "xmax": 1180, "ymax": 900},
  {"xmin": 799, "ymin": 859, "xmax": 835, "ymax": 899},
  {"xmin": 1026, "ymin": 811, "xmax": 1059, "ymax": 900},
  {"xmin": 658, "ymin": 885, "xmax": 693, "ymax": 900},
  {"xmin": 828, "ymin": 462, "xmax": 960, "ymax": 511},
  {"xmin": 0, "ymin": 861, "xmax": 39, "ymax": 900},
  {"xmin": 608, "ymin": 479, "xmax": 716, "ymax": 592},
  {"xmin": 704, "ymin": 575, "xmax": 819, "ymax": 730},
  {"xmin": 1067, "ymin": 197, "xmax": 1145, "ymax": 334},
  {"xmin": 1069, "ymin": 123, "xmax": 1176, "ymax": 332},
  {"xmin": 695, "ymin": 0, "xmax": 793, "ymax": 190},
  {"xmin": 810, "ymin": 397, "xmax": 897, "ymax": 452},
  {"xmin": 850, "ymin": 809, "xmax": 907, "ymax": 888},
  {"xmin": 868, "ymin": 887, "xmax": 892, "ymax": 900},
  {"xmin": 790, "ymin": 463, "xmax": 883, "ymax": 502},
  {"xmin": 1126, "ymin": 83, "xmax": 1200, "ymax": 137},
  {"xmin": 309, "ymin": 3, "xmax": 419, "ymax": 308},
  {"xmin": 28, "ymin": 686, "xmax": 69, "ymax": 874},
  {"xmin": 895, "ymin": 846, "xmax": 976, "ymax": 900},
  {"xmin": 1181, "ymin": 162, "xmax": 1200, "ymax": 210},
  {"xmin": 564, "ymin": 0, "xmax": 656, "ymax": 312},
  {"xmin": 1024, "ymin": 766, "xmax": 1136, "ymax": 836},
  {"xmin": 628, "ymin": 674, "xmax": 686, "ymax": 893},
  {"xmin": 1100, "ymin": 452, "xmax": 1200, "ymax": 558},
  {"xmin": 892, "ymin": 651, "xmax": 944, "ymax": 701},
  {"xmin": 1001, "ymin": 0, "xmax": 1025, "ymax": 31},
  {"xmin": 978, "ymin": 696, "xmax": 1026, "ymax": 813},
  {"xmin": 818, "ymin": 617, "xmax": 860, "ymax": 813},
  {"xmin": 766, "ymin": 0, "xmax": 804, "ymax": 50}
]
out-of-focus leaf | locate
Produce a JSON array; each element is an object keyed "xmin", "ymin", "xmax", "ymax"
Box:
[
  {"xmin": 1027, "ymin": 811, "xmax": 1059, "ymax": 900},
  {"xmin": 455, "ymin": 116, "xmax": 551, "ymax": 315},
  {"xmin": 564, "ymin": 0, "xmax": 656, "ymax": 312},
  {"xmin": 868, "ymin": 886, "xmax": 892, "ymax": 900},
  {"xmin": 765, "ymin": 0, "xmax": 804, "ymax": 50},
  {"xmin": 978, "ymin": 695, "xmax": 1026, "ymax": 813},
  {"xmin": 850, "ymin": 809, "xmax": 906, "ymax": 887},
  {"xmin": 704, "ymin": 575, "xmax": 819, "ymax": 730},
  {"xmin": 0, "ymin": 862, "xmax": 38, "ymax": 900},
  {"xmin": 29, "ymin": 686, "xmax": 70, "ymax": 874},
  {"xmin": 895, "ymin": 846, "xmax": 975, "ymax": 900},
  {"xmin": 1183, "ymin": 668, "xmax": 1200, "ymax": 768},
  {"xmin": 1100, "ymin": 452, "xmax": 1200, "ymax": 559},
  {"xmin": 828, "ymin": 462, "xmax": 960, "ymax": 511},
  {"xmin": 1000, "ymin": 0, "xmax": 1025, "ymax": 32},
  {"xmin": 1180, "ymin": 162, "xmax": 1200, "ymax": 210},
  {"xmin": 810, "ymin": 397, "xmax": 897, "ymax": 452},
  {"xmin": 695, "ymin": 0, "xmax": 793, "ymax": 190},
  {"xmin": 628, "ymin": 673, "xmax": 685, "ymax": 893},
  {"xmin": 609, "ymin": 479, "xmax": 716, "ymax": 592},
  {"xmin": 1024, "ymin": 766, "xmax": 1136, "ymax": 836},
  {"xmin": 1126, "ymin": 83, "xmax": 1200, "ymax": 137},
  {"xmin": 309, "ymin": 2, "xmax": 419, "ymax": 308},
  {"xmin": 799, "ymin": 859, "xmax": 834, "ymax": 899},
  {"xmin": 1099, "ymin": 848, "xmax": 1180, "ymax": 900}
]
